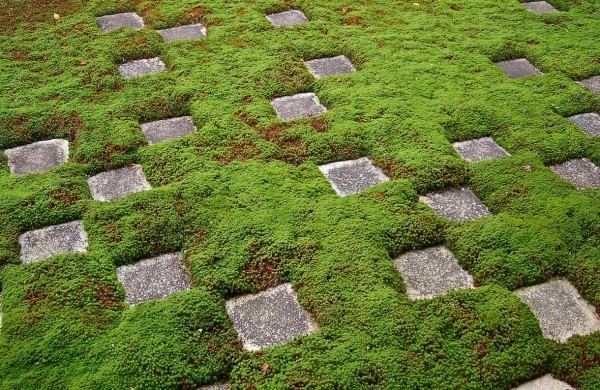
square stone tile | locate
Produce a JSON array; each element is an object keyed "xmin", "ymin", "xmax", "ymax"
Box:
[
  {"xmin": 515, "ymin": 279, "xmax": 600, "ymax": 342},
  {"xmin": 305, "ymin": 55, "xmax": 356, "ymax": 78},
  {"xmin": 117, "ymin": 253, "xmax": 190, "ymax": 305},
  {"xmin": 19, "ymin": 221, "xmax": 88, "ymax": 264},
  {"xmin": 96, "ymin": 12, "xmax": 144, "ymax": 33},
  {"xmin": 512, "ymin": 374, "xmax": 574, "ymax": 390},
  {"xmin": 420, "ymin": 187, "xmax": 491, "ymax": 222},
  {"xmin": 452, "ymin": 137, "xmax": 510, "ymax": 162},
  {"xmin": 226, "ymin": 283, "xmax": 317, "ymax": 351},
  {"xmin": 495, "ymin": 58, "xmax": 542, "ymax": 79},
  {"xmin": 522, "ymin": 1, "xmax": 558, "ymax": 14},
  {"xmin": 318, "ymin": 157, "xmax": 389, "ymax": 196},
  {"xmin": 140, "ymin": 116, "xmax": 198, "ymax": 144},
  {"xmin": 266, "ymin": 10, "xmax": 308, "ymax": 27},
  {"xmin": 395, "ymin": 246, "xmax": 474, "ymax": 300},
  {"xmin": 549, "ymin": 158, "xmax": 600, "ymax": 189},
  {"xmin": 271, "ymin": 93, "xmax": 327, "ymax": 122},
  {"xmin": 4, "ymin": 139, "xmax": 69, "ymax": 175},
  {"xmin": 158, "ymin": 24, "xmax": 207, "ymax": 42},
  {"xmin": 199, "ymin": 383, "xmax": 231, "ymax": 390},
  {"xmin": 88, "ymin": 164, "xmax": 151, "ymax": 202},
  {"xmin": 118, "ymin": 57, "xmax": 166, "ymax": 79},
  {"xmin": 568, "ymin": 113, "xmax": 600, "ymax": 137},
  {"xmin": 578, "ymin": 76, "xmax": 600, "ymax": 95}
]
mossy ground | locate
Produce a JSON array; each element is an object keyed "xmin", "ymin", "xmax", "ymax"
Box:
[{"xmin": 0, "ymin": 0, "xmax": 599, "ymax": 389}]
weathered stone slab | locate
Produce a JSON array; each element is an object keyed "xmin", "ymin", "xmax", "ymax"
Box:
[
  {"xmin": 395, "ymin": 246, "xmax": 474, "ymax": 299},
  {"xmin": 88, "ymin": 164, "xmax": 151, "ymax": 202},
  {"xmin": 158, "ymin": 24, "xmax": 207, "ymax": 42},
  {"xmin": 118, "ymin": 57, "xmax": 166, "ymax": 79},
  {"xmin": 318, "ymin": 157, "xmax": 389, "ymax": 196},
  {"xmin": 522, "ymin": 1, "xmax": 558, "ymax": 14},
  {"xmin": 266, "ymin": 10, "xmax": 308, "ymax": 27},
  {"xmin": 117, "ymin": 253, "xmax": 190, "ymax": 305},
  {"xmin": 495, "ymin": 58, "xmax": 542, "ymax": 79},
  {"xmin": 549, "ymin": 158, "xmax": 600, "ymax": 189},
  {"xmin": 305, "ymin": 55, "xmax": 356, "ymax": 78},
  {"xmin": 19, "ymin": 221, "xmax": 88, "ymax": 264},
  {"xmin": 578, "ymin": 76, "xmax": 600, "ymax": 95},
  {"xmin": 140, "ymin": 116, "xmax": 198, "ymax": 144},
  {"xmin": 420, "ymin": 187, "xmax": 491, "ymax": 222},
  {"xmin": 515, "ymin": 279, "xmax": 600, "ymax": 342},
  {"xmin": 272, "ymin": 93, "xmax": 327, "ymax": 122},
  {"xmin": 96, "ymin": 12, "xmax": 144, "ymax": 33},
  {"xmin": 198, "ymin": 383, "xmax": 231, "ymax": 390},
  {"xmin": 226, "ymin": 283, "xmax": 317, "ymax": 351},
  {"xmin": 512, "ymin": 374, "xmax": 574, "ymax": 390},
  {"xmin": 452, "ymin": 137, "xmax": 510, "ymax": 162},
  {"xmin": 4, "ymin": 139, "xmax": 69, "ymax": 175},
  {"xmin": 568, "ymin": 113, "xmax": 600, "ymax": 137}
]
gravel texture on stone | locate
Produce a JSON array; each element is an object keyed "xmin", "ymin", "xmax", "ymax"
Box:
[
  {"xmin": 198, "ymin": 383, "xmax": 231, "ymax": 390},
  {"xmin": 158, "ymin": 24, "xmax": 207, "ymax": 42},
  {"xmin": 87, "ymin": 164, "xmax": 151, "ymax": 202},
  {"xmin": 140, "ymin": 116, "xmax": 198, "ymax": 144},
  {"xmin": 318, "ymin": 157, "xmax": 389, "ymax": 196},
  {"xmin": 515, "ymin": 279, "xmax": 600, "ymax": 342},
  {"xmin": 522, "ymin": 1, "xmax": 559, "ymax": 14},
  {"xmin": 512, "ymin": 374, "xmax": 574, "ymax": 390},
  {"xmin": 4, "ymin": 139, "xmax": 69, "ymax": 175},
  {"xmin": 266, "ymin": 10, "xmax": 308, "ymax": 27},
  {"xmin": 578, "ymin": 75, "xmax": 600, "ymax": 95},
  {"xmin": 549, "ymin": 158, "xmax": 600, "ymax": 189},
  {"xmin": 226, "ymin": 283, "xmax": 317, "ymax": 351},
  {"xmin": 117, "ymin": 253, "xmax": 190, "ymax": 306},
  {"xmin": 272, "ymin": 93, "xmax": 327, "ymax": 122},
  {"xmin": 305, "ymin": 55, "xmax": 356, "ymax": 78},
  {"xmin": 568, "ymin": 112, "xmax": 600, "ymax": 137},
  {"xmin": 19, "ymin": 221, "xmax": 88, "ymax": 264},
  {"xmin": 495, "ymin": 58, "xmax": 543, "ymax": 79},
  {"xmin": 420, "ymin": 187, "xmax": 491, "ymax": 222},
  {"xmin": 118, "ymin": 57, "xmax": 166, "ymax": 79},
  {"xmin": 96, "ymin": 12, "xmax": 144, "ymax": 33},
  {"xmin": 395, "ymin": 246, "xmax": 474, "ymax": 299},
  {"xmin": 452, "ymin": 137, "xmax": 510, "ymax": 162}
]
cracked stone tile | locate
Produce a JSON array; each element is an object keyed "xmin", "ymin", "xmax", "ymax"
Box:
[
  {"xmin": 19, "ymin": 221, "xmax": 88, "ymax": 264},
  {"xmin": 568, "ymin": 113, "xmax": 600, "ymax": 137},
  {"xmin": 118, "ymin": 57, "xmax": 166, "ymax": 79},
  {"xmin": 97, "ymin": 12, "xmax": 144, "ymax": 33},
  {"xmin": 305, "ymin": 55, "xmax": 356, "ymax": 78},
  {"xmin": 140, "ymin": 116, "xmax": 198, "ymax": 144},
  {"xmin": 420, "ymin": 187, "xmax": 491, "ymax": 222},
  {"xmin": 158, "ymin": 24, "xmax": 207, "ymax": 42},
  {"xmin": 495, "ymin": 58, "xmax": 543, "ymax": 79},
  {"xmin": 266, "ymin": 10, "xmax": 308, "ymax": 27},
  {"xmin": 512, "ymin": 374, "xmax": 574, "ymax": 390},
  {"xmin": 88, "ymin": 164, "xmax": 151, "ymax": 202},
  {"xmin": 522, "ymin": 1, "xmax": 558, "ymax": 14},
  {"xmin": 550, "ymin": 158, "xmax": 600, "ymax": 189},
  {"xmin": 318, "ymin": 157, "xmax": 389, "ymax": 196},
  {"xmin": 4, "ymin": 139, "xmax": 69, "ymax": 175},
  {"xmin": 452, "ymin": 137, "xmax": 510, "ymax": 162},
  {"xmin": 578, "ymin": 76, "xmax": 600, "ymax": 95},
  {"xmin": 272, "ymin": 93, "xmax": 327, "ymax": 121}
]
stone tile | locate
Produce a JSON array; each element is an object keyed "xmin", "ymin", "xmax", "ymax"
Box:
[
  {"xmin": 96, "ymin": 12, "xmax": 144, "ymax": 33},
  {"xmin": 271, "ymin": 93, "xmax": 327, "ymax": 122},
  {"xmin": 395, "ymin": 246, "xmax": 474, "ymax": 300},
  {"xmin": 305, "ymin": 55, "xmax": 356, "ymax": 78},
  {"xmin": 118, "ymin": 57, "xmax": 166, "ymax": 79},
  {"xmin": 515, "ymin": 279, "xmax": 600, "ymax": 342},
  {"xmin": 226, "ymin": 283, "xmax": 317, "ymax": 351},
  {"xmin": 420, "ymin": 187, "xmax": 491, "ymax": 222},
  {"xmin": 117, "ymin": 253, "xmax": 190, "ymax": 305},
  {"xmin": 512, "ymin": 374, "xmax": 574, "ymax": 390},
  {"xmin": 318, "ymin": 157, "xmax": 389, "ymax": 196},
  {"xmin": 495, "ymin": 58, "xmax": 542, "ymax": 79},
  {"xmin": 578, "ymin": 76, "xmax": 600, "ymax": 95},
  {"xmin": 549, "ymin": 158, "xmax": 600, "ymax": 189},
  {"xmin": 4, "ymin": 139, "xmax": 69, "ymax": 175},
  {"xmin": 158, "ymin": 24, "xmax": 207, "ymax": 42},
  {"xmin": 568, "ymin": 113, "xmax": 600, "ymax": 137},
  {"xmin": 452, "ymin": 137, "xmax": 510, "ymax": 162},
  {"xmin": 266, "ymin": 10, "xmax": 308, "ymax": 27},
  {"xmin": 19, "ymin": 221, "xmax": 88, "ymax": 264},
  {"xmin": 140, "ymin": 116, "xmax": 198, "ymax": 144},
  {"xmin": 522, "ymin": 1, "xmax": 558, "ymax": 14},
  {"xmin": 88, "ymin": 164, "xmax": 151, "ymax": 202},
  {"xmin": 198, "ymin": 383, "xmax": 231, "ymax": 390}
]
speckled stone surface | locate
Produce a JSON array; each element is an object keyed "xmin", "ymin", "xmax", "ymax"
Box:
[
  {"xmin": 568, "ymin": 113, "xmax": 600, "ymax": 137},
  {"xmin": 117, "ymin": 253, "xmax": 190, "ymax": 306},
  {"xmin": 140, "ymin": 116, "xmax": 198, "ymax": 144},
  {"xmin": 549, "ymin": 158, "xmax": 600, "ymax": 189},
  {"xmin": 19, "ymin": 221, "xmax": 88, "ymax": 264},
  {"xmin": 96, "ymin": 12, "xmax": 144, "ymax": 33},
  {"xmin": 452, "ymin": 137, "xmax": 510, "ymax": 162},
  {"xmin": 495, "ymin": 58, "xmax": 542, "ymax": 79},
  {"xmin": 266, "ymin": 10, "xmax": 308, "ymax": 27},
  {"xmin": 88, "ymin": 164, "xmax": 151, "ymax": 201},
  {"xmin": 420, "ymin": 187, "xmax": 491, "ymax": 222},
  {"xmin": 198, "ymin": 383, "xmax": 231, "ymax": 390},
  {"xmin": 318, "ymin": 157, "xmax": 389, "ymax": 196},
  {"xmin": 515, "ymin": 279, "xmax": 600, "ymax": 342},
  {"xmin": 578, "ymin": 76, "xmax": 600, "ymax": 95},
  {"xmin": 522, "ymin": 1, "xmax": 558, "ymax": 14},
  {"xmin": 272, "ymin": 93, "xmax": 327, "ymax": 122},
  {"xmin": 158, "ymin": 24, "xmax": 207, "ymax": 42},
  {"xmin": 512, "ymin": 374, "xmax": 574, "ymax": 390},
  {"xmin": 305, "ymin": 55, "xmax": 356, "ymax": 78},
  {"xmin": 395, "ymin": 246, "xmax": 474, "ymax": 299},
  {"xmin": 4, "ymin": 139, "xmax": 69, "ymax": 175},
  {"xmin": 118, "ymin": 57, "xmax": 166, "ymax": 79},
  {"xmin": 226, "ymin": 283, "xmax": 317, "ymax": 351}
]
